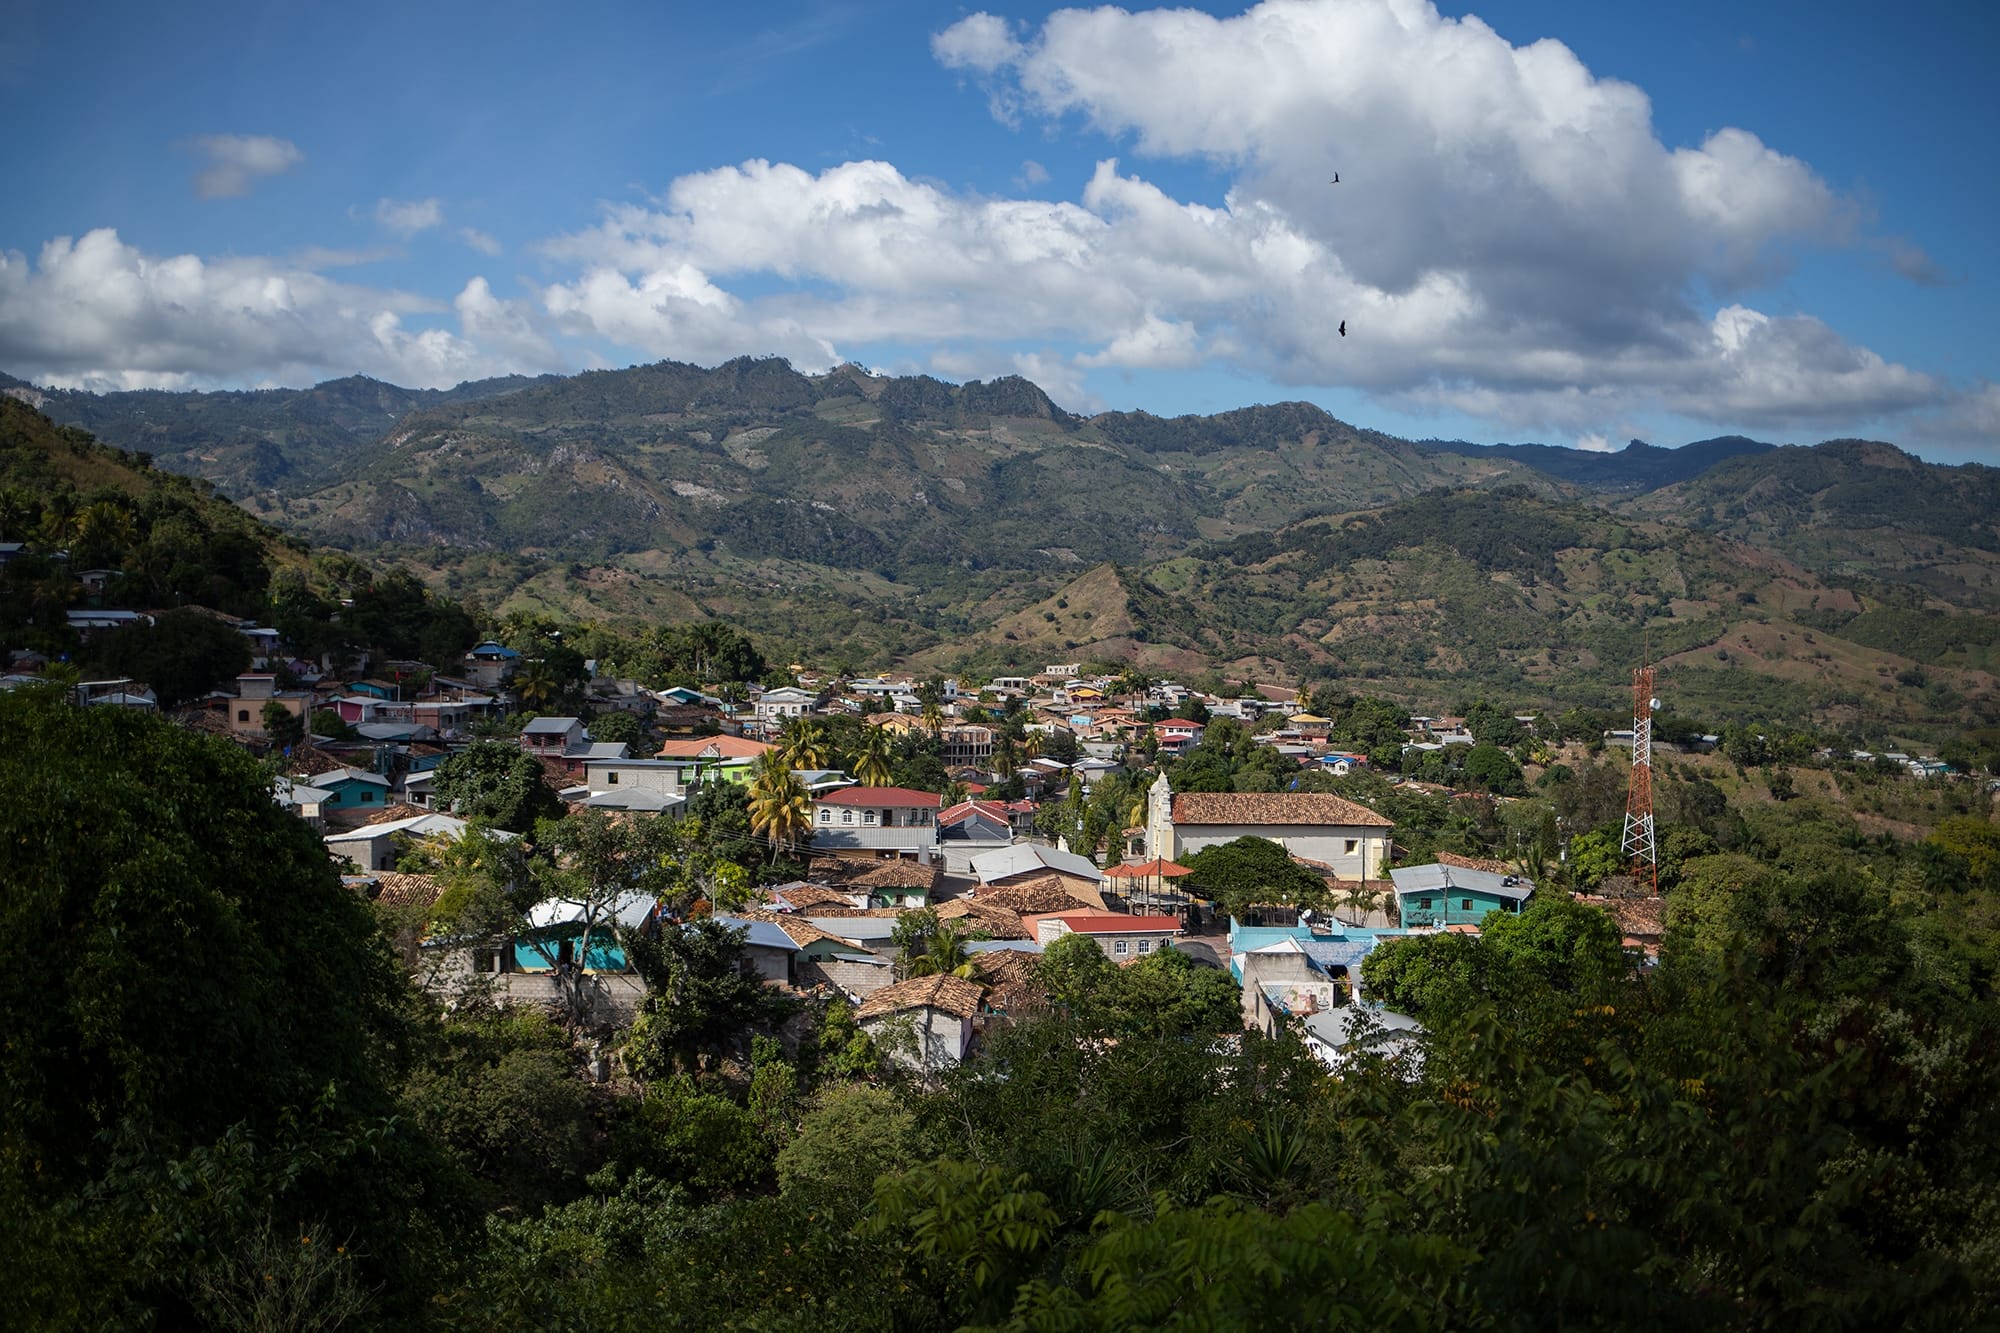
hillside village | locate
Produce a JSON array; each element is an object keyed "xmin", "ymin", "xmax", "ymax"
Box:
[
  {"xmin": 14, "ymin": 558, "xmax": 1991, "ymax": 1074},
  {"xmin": 8, "ymin": 393, "xmax": 2000, "ymax": 1326}
]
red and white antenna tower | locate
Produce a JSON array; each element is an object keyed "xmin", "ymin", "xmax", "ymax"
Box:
[{"xmin": 1621, "ymin": 664, "xmax": 1659, "ymax": 896}]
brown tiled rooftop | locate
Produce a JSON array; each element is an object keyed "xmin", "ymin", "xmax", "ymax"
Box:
[
  {"xmin": 977, "ymin": 874, "xmax": 1083, "ymax": 916},
  {"xmin": 1170, "ymin": 791, "xmax": 1392, "ymax": 828},
  {"xmin": 849, "ymin": 859, "xmax": 943, "ymax": 891},
  {"xmin": 1438, "ymin": 850, "xmax": 1514, "ymax": 875},
  {"xmin": 855, "ymin": 972, "xmax": 985, "ymax": 1021}
]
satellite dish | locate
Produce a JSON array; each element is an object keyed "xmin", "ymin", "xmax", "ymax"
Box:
[{"xmin": 1649, "ymin": 698, "xmax": 1660, "ymax": 710}]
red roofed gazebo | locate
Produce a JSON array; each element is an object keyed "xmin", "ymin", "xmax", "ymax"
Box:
[{"xmin": 1103, "ymin": 856, "xmax": 1195, "ymax": 912}]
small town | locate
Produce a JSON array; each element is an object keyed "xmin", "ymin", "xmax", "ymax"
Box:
[
  {"xmin": 19, "ymin": 376, "xmax": 2000, "ymax": 1333},
  {"xmin": 7, "ymin": 0, "xmax": 2000, "ymax": 1325}
]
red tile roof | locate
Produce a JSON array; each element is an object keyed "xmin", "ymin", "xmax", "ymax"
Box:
[
  {"xmin": 848, "ymin": 860, "xmax": 943, "ymax": 891},
  {"xmin": 652, "ymin": 736, "xmax": 773, "ymax": 759},
  {"xmin": 1051, "ymin": 913, "xmax": 1179, "ymax": 934},
  {"xmin": 941, "ymin": 799, "xmax": 1011, "ymax": 826},
  {"xmin": 817, "ymin": 786, "xmax": 942, "ymax": 808}
]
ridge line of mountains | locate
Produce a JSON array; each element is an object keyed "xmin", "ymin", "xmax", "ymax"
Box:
[{"xmin": 5, "ymin": 357, "xmax": 1997, "ymax": 732}]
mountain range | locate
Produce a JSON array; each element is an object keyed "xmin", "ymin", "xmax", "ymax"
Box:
[{"xmin": 6, "ymin": 358, "xmax": 1996, "ymax": 732}]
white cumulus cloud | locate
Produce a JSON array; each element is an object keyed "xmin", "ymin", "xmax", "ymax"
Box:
[
  {"xmin": 376, "ymin": 197, "xmax": 445, "ymax": 235},
  {"xmin": 0, "ymin": 229, "xmax": 545, "ymax": 390},
  {"xmin": 187, "ymin": 133, "xmax": 303, "ymax": 199}
]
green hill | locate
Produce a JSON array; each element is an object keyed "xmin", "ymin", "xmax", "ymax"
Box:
[{"xmin": 1624, "ymin": 439, "xmax": 2000, "ymax": 609}]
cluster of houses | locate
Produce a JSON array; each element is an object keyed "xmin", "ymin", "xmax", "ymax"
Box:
[{"xmin": 14, "ymin": 624, "xmax": 1700, "ymax": 1072}]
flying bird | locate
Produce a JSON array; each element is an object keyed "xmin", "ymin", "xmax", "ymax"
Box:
[
  {"xmin": 1330, "ymin": 173, "xmax": 1340, "ymax": 183},
  {"xmin": 1338, "ymin": 320, "xmax": 1346, "ymax": 337}
]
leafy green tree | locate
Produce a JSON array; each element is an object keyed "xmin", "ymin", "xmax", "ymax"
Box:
[
  {"xmin": 776, "ymin": 1085, "xmax": 916, "ymax": 1197},
  {"xmin": 585, "ymin": 710, "xmax": 644, "ymax": 749},
  {"xmin": 1359, "ymin": 930, "xmax": 1502, "ymax": 1018},
  {"xmin": 261, "ymin": 699, "xmax": 305, "ymax": 749},
  {"xmin": 1462, "ymin": 742, "xmax": 1526, "ymax": 795},
  {"xmin": 309, "ymin": 707, "xmax": 357, "ymax": 741},
  {"xmin": 399, "ymin": 1009, "xmax": 594, "ymax": 1216},
  {"xmin": 431, "ymin": 740, "xmax": 562, "ymax": 832},
  {"xmin": 1931, "ymin": 816, "xmax": 2000, "ymax": 888},
  {"xmin": 624, "ymin": 918, "xmax": 784, "ymax": 1077},
  {"xmin": 611, "ymin": 1076, "xmax": 773, "ymax": 1201},
  {"xmin": 89, "ymin": 608, "xmax": 252, "ymax": 706},
  {"xmin": 1565, "ymin": 828, "xmax": 1625, "ymax": 890},
  {"xmin": 0, "ymin": 689, "xmax": 450, "ymax": 1324},
  {"xmin": 1181, "ymin": 836, "xmax": 1333, "ymax": 919},
  {"xmin": 1481, "ymin": 896, "xmax": 1628, "ymax": 995}
]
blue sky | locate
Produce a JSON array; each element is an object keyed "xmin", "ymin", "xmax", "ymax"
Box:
[{"xmin": 2, "ymin": 0, "xmax": 1995, "ymax": 460}]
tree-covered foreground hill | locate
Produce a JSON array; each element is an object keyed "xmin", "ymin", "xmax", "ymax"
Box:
[{"xmin": 4, "ymin": 685, "xmax": 1999, "ymax": 1330}]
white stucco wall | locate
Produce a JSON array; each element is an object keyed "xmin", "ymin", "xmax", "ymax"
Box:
[{"xmin": 1170, "ymin": 825, "xmax": 1389, "ymax": 880}]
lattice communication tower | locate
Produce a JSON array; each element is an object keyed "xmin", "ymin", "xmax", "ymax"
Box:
[{"xmin": 1620, "ymin": 664, "xmax": 1659, "ymax": 895}]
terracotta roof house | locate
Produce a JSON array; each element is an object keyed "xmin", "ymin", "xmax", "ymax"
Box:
[
  {"xmin": 854, "ymin": 974, "xmax": 986, "ymax": 1072},
  {"xmin": 978, "ymin": 874, "xmax": 1101, "ymax": 916},
  {"xmin": 935, "ymin": 896, "xmax": 1031, "ymax": 940},
  {"xmin": 1024, "ymin": 911, "xmax": 1181, "ymax": 962},
  {"xmin": 1437, "ymin": 850, "xmax": 1516, "ymax": 875},
  {"xmin": 762, "ymin": 881, "xmax": 864, "ymax": 912},
  {"xmin": 1146, "ymin": 775, "xmax": 1393, "ymax": 882},
  {"xmin": 653, "ymin": 735, "xmax": 775, "ymax": 760},
  {"xmin": 845, "ymin": 858, "xmax": 943, "ymax": 908}
]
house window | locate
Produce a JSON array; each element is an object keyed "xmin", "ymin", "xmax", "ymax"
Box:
[
  {"xmin": 842, "ymin": 811, "xmax": 854, "ymax": 824},
  {"xmin": 1113, "ymin": 939, "xmax": 1129, "ymax": 955},
  {"xmin": 1344, "ymin": 838, "xmax": 1358, "ymax": 855},
  {"xmin": 1461, "ymin": 899, "xmax": 1473, "ymax": 911},
  {"xmin": 607, "ymin": 771, "xmax": 619, "ymax": 784},
  {"xmin": 362, "ymin": 791, "xmax": 374, "ymax": 803},
  {"xmin": 1418, "ymin": 897, "xmax": 1432, "ymax": 911},
  {"xmin": 1137, "ymin": 939, "xmax": 1152, "ymax": 954},
  {"xmin": 819, "ymin": 810, "xmax": 831, "ymax": 824},
  {"xmin": 237, "ymin": 709, "xmax": 250, "ymax": 722},
  {"xmin": 864, "ymin": 811, "xmax": 878, "ymax": 825}
]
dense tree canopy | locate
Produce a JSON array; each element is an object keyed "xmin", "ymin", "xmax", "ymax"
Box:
[
  {"xmin": 1181, "ymin": 835, "xmax": 1335, "ymax": 918},
  {"xmin": 0, "ymin": 689, "xmax": 451, "ymax": 1325},
  {"xmin": 431, "ymin": 739, "xmax": 563, "ymax": 832}
]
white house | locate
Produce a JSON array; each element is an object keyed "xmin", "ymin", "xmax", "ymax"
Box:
[
  {"xmin": 754, "ymin": 686, "xmax": 820, "ymax": 730},
  {"xmin": 1028, "ymin": 910, "xmax": 1180, "ymax": 962},
  {"xmin": 1145, "ymin": 776, "xmax": 1393, "ymax": 881},
  {"xmin": 854, "ymin": 974, "xmax": 985, "ymax": 1073},
  {"xmin": 810, "ymin": 786, "xmax": 941, "ymax": 859}
]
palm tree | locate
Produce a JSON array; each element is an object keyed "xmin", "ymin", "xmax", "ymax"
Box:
[
  {"xmin": 902, "ymin": 923, "xmax": 976, "ymax": 979},
  {"xmin": 853, "ymin": 724, "xmax": 895, "ymax": 787},
  {"xmin": 920, "ymin": 698, "xmax": 944, "ymax": 738},
  {"xmin": 1338, "ymin": 881, "xmax": 1383, "ymax": 927},
  {"xmin": 513, "ymin": 657, "xmax": 562, "ymax": 711},
  {"xmin": 746, "ymin": 750, "xmax": 810, "ymax": 862},
  {"xmin": 781, "ymin": 717, "xmax": 832, "ymax": 771},
  {"xmin": 941, "ymin": 779, "xmax": 971, "ymax": 809}
]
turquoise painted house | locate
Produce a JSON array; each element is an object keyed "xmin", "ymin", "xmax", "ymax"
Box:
[
  {"xmin": 1389, "ymin": 862, "xmax": 1533, "ymax": 928},
  {"xmin": 310, "ymin": 767, "xmax": 391, "ymax": 811}
]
